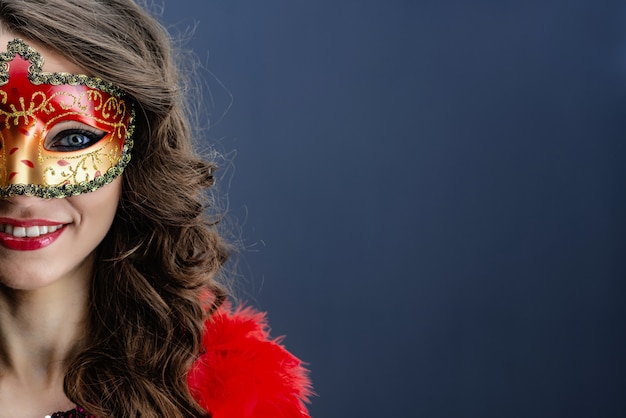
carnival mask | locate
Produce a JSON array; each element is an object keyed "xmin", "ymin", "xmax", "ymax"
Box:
[{"xmin": 0, "ymin": 38, "xmax": 134, "ymax": 198}]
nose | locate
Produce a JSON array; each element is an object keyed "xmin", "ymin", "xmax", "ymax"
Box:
[{"xmin": 0, "ymin": 193, "xmax": 49, "ymax": 210}]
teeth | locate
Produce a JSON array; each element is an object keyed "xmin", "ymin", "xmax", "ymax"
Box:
[
  {"xmin": 26, "ymin": 226, "xmax": 40, "ymax": 237},
  {"xmin": 0, "ymin": 224, "xmax": 63, "ymax": 238}
]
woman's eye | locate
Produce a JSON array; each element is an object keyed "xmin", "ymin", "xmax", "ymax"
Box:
[{"xmin": 46, "ymin": 129, "xmax": 106, "ymax": 152}]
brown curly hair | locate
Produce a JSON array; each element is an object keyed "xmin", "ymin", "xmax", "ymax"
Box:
[{"xmin": 0, "ymin": 0, "xmax": 230, "ymax": 416}]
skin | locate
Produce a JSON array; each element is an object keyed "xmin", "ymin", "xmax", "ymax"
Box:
[{"xmin": 0, "ymin": 30, "xmax": 122, "ymax": 416}]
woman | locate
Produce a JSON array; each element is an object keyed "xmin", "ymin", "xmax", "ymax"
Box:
[{"xmin": 0, "ymin": 1, "xmax": 311, "ymax": 417}]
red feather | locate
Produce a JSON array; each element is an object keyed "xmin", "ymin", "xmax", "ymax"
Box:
[{"xmin": 188, "ymin": 305, "xmax": 313, "ymax": 418}]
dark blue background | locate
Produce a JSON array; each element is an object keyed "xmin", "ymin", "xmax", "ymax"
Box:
[{"xmin": 162, "ymin": 1, "xmax": 626, "ymax": 417}]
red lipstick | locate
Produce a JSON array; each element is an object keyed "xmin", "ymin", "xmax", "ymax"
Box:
[
  {"xmin": 0, "ymin": 218, "xmax": 66, "ymax": 227},
  {"xmin": 0, "ymin": 218, "xmax": 67, "ymax": 251}
]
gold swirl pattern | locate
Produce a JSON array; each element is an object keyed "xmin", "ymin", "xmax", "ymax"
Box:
[{"xmin": 0, "ymin": 38, "xmax": 134, "ymax": 198}]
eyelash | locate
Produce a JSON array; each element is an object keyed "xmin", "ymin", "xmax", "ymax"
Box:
[{"xmin": 46, "ymin": 128, "xmax": 106, "ymax": 152}]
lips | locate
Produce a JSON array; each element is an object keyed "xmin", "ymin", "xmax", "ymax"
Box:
[
  {"xmin": 0, "ymin": 219, "xmax": 68, "ymax": 251},
  {"xmin": 0, "ymin": 224, "xmax": 63, "ymax": 238}
]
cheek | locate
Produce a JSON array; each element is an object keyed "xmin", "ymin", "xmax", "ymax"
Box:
[{"xmin": 69, "ymin": 177, "xmax": 121, "ymax": 236}]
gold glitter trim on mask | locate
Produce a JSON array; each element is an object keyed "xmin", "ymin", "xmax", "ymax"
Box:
[
  {"xmin": 0, "ymin": 38, "xmax": 135, "ymax": 199},
  {"xmin": 0, "ymin": 38, "xmax": 126, "ymax": 97}
]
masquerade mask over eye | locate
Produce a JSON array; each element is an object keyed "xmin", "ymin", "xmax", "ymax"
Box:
[{"xmin": 0, "ymin": 38, "xmax": 134, "ymax": 199}]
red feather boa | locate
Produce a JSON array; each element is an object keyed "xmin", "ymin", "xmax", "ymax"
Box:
[{"xmin": 188, "ymin": 305, "xmax": 313, "ymax": 418}]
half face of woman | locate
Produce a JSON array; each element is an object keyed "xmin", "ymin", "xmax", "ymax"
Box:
[{"xmin": 0, "ymin": 32, "xmax": 127, "ymax": 290}]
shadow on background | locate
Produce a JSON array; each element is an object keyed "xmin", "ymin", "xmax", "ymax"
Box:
[{"xmin": 162, "ymin": 1, "xmax": 626, "ymax": 417}]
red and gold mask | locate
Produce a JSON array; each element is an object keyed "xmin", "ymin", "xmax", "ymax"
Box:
[{"xmin": 0, "ymin": 38, "xmax": 134, "ymax": 198}]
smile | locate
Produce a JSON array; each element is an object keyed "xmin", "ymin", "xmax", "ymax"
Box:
[
  {"xmin": 0, "ymin": 224, "xmax": 64, "ymax": 238},
  {"xmin": 0, "ymin": 220, "xmax": 67, "ymax": 251}
]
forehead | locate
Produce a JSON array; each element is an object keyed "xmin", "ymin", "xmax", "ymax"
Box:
[{"xmin": 0, "ymin": 31, "xmax": 84, "ymax": 74}]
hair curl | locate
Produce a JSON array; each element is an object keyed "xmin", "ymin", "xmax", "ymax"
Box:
[{"xmin": 0, "ymin": 0, "xmax": 230, "ymax": 416}]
